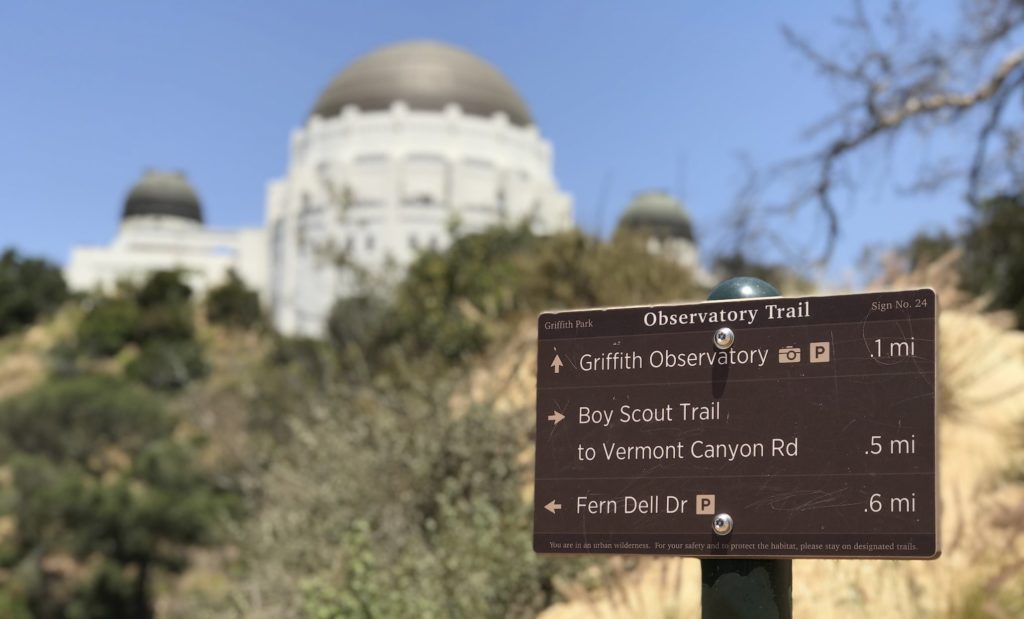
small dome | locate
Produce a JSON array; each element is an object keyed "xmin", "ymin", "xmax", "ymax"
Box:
[
  {"xmin": 122, "ymin": 170, "xmax": 203, "ymax": 223},
  {"xmin": 310, "ymin": 40, "xmax": 533, "ymax": 126},
  {"xmin": 618, "ymin": 191, "xmax": 694, "ymax": 241}
]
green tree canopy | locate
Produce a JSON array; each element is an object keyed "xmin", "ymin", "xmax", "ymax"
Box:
[
  {"xmin": 960, "ymin": 194, "xmax": 1024, "ymax": 326},
  {"xmin": 205, "ymin": 270, "xmax": 262, "ymax": 329},
  {"xmin": 73, "ymin": 270, "xmax": 208, "ymax": 390},
  {"xmin": 903, "ymin": 193, "xmax": 1024, "ymax": 327},
  {"xmin": 345, "ymin": 226, "xmax": 700, "ymax": 364},
  {"xmin": 0, "ymin": 375, "xmax": 232, "ymax": 619},
  {"xmin": 0, "ymin": 248, "xmax": 68, "ymax": 337}
]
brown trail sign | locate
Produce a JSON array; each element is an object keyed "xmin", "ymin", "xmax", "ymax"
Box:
[{"xmin": 533, "ymin": 289, "xmax": 939, "ymax": 559}]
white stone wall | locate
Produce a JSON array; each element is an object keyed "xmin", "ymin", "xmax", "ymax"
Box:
[
  {"xmin": 266, "ymin": 102, "xmax": 574, "ymax": 337},
  {"xmin": 66, "ymin": 216, "xmax": 266, "ymax": 296}
]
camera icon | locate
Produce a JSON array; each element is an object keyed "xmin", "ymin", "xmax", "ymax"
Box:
[{"xmin": 778, "ymin": 346, "xmax": 801, "ymax": 363}]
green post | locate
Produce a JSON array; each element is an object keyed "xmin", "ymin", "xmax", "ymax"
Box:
[{"xmin": 701, "ymin": 277, "xmax": 792, "ymax": 619}]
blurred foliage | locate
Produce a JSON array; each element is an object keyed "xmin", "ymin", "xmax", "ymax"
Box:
[
  {"xmin": 326, "ymin": 294, "xmax": 389, "ymax": 353},
  {"xmin": 332, "ymin": 226, "xmax": 701, "ymax": 366},
  {"xmin": 960, "ymin": 194, "xmax": 1024, "ymax": 327},
  {"xmin": 135, "ymin": 270, "xmax": 194, "ymax": 308},
  {"xmin": 133, "ymin": 302, "xmax": 195, "ymax": 343},
  {"xmin": 0, "ymin": 375, "xmax": 233, "ymax": 619},
  {"xmin": 0, "ymin": 249, "xmax": 68, "ymax": 337},
  {"xmin": 72, "ymin": 270, "xmax": 208, "ymax": 391},
  {"xmin": 229, "ymin": 376, "xmax": 572, "ymax": 618},
  {"xmin": 133, "ymin": 271, "xmax": 195, "ymax": 342},
  {"xmin": 76, "ymin": 297, "xmax": 140, "ymax": 356},
  {"xmin": 181, "ymin": 227, "xmax": 704, "ymax": 617},
  {"xmin": 206, "ymin": 270, "xmax": 262, "ymax": 329},
  {"xmin": 126, "ymin": 339, "xmax": 208, "ymax": 392},
  {"xmin": 3, "ymin": 228, "xmax": 715, "ymax": 618},
  {"xmin": 903, "ymin": 231, "xmax": 957, "ymax": 272},
  {"xmin": 904, "ymin": 194, "xmax": 1024, "ymax": 327}
]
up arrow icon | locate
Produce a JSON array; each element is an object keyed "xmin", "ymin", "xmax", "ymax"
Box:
[
  {"xmin": 544, "ymin": 500, "xmax": 562, "ymax": 514},
  {"xmin": 550, "ymin": 354, "xmax": 563, "ymax": 374}
]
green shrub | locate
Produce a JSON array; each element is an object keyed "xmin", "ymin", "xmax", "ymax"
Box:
[
  {"xmin": 961, "ymin": 194, "xmax": 1024, "ymax": 327},
  {"xmin": 903, "ymin": 193, "xmax": 1024, "ymax": 328},
  {"xmin": 76, "ymin": 297, "xmax": 140, "ymax": 356},
  {"xmin": 177, "ymin": 228, "xmax": 698, "ymax": 616},
  {"xmin": 74, "ymin": 271, "xmax": 208, "ymax": 391},
  {"xmin": 368, "ymin": 226, "xmax": 698, "ymax": 363},
  {"xmin": 126, "ymin": 339, "xmax": 208, "ymax": 391},
  {"xmin": 135, "ymin": 270, "xmax": 193, "ymax": 308},
  {"xmin": 206, "ymin": 270, "xmax": 262, "ymax": 329},
  {"xmin": 237, "ymin": 380, "xmax": 573, "ymax": 618},
  {"xmin": 0, "ymin": 248, "xmax": 68, "ymax": 337},
  {"xmin": 0, "ymin": 375, "xmax": 233, "ymax": 619},
  {"xmin": 133, "ymin": 301, "xmax": 195, "ymax": 342}
]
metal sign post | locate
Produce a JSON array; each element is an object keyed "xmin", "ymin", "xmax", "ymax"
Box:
[{"xmin": 701, "ymin": 277, "xmax": 790, "ymax": 619}]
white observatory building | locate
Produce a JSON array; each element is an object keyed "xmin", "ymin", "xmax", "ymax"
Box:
[
  {"xmin": 264, "ymin": 40, "xmax": 574, "ymax": 336},
  {"xmin": 66, "ymin": 40, "xmax": 576, "ymax": 336},
  {"xmin": 65, "ymin": 170, "xmax": 266, "ymax": 295},
  {"xmin": 616, "ymin": 191, "xmax": 712, "ymax": 285}
]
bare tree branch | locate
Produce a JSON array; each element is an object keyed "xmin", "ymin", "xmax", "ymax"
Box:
[{"xmin": 745, "ymin": 0, "xmax": 1024, "ymax": 265}]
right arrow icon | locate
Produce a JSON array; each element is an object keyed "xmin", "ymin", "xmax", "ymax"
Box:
[
  {"xmin": 544, "ymin": 500, "xmax": 562, "ymax": 514},
  {"xmin": 550, "ymin": 354, "xmax": 563, "ymax": 374},
  {"xmin": 547, "ymin": 410, "xmax": 565, "ymax": 425}
]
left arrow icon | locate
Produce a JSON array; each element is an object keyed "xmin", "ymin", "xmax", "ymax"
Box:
[
  {"xmin": 544, "ymin": 500, "xmax": 562, "ymax": 514},
  {"xmin": 547, "ymin": 411, "xmax": 566, "ymax": 425},
  {"xmin": 551, "ymin": 355, "xmax": 563, "ymax": 374}
]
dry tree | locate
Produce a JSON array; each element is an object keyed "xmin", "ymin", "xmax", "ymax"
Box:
[{"xmin": 737, "ymin": 0, "xmax": 1024, "ymax": 265}]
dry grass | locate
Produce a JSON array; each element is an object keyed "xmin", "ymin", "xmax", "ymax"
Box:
[{"xmin": 0, "ymin": 306, "xmax": 78, "ymax": 400}]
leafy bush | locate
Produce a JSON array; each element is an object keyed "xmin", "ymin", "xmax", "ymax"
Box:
[
  {"xmin": 72, "ymin": 271, "xmax": 209, "ymax": 391},
  {"xmin": 135, "ymin": 270, "xmax": 193, "ymax": 308},
  {"xmin": 0, "ymin": 375, "xmax": 233, "ymax": 619},
  {"xmin": 133, "ymin": 270, "xmax": 195, "ymax": 342},
  {"xmin": 206, "ymin": 270, "xmax": 262, "ymax": 329},
  {"xmin": 234, "ymin": 379, "xmax": 573, "ymax": 618},
  {"xmin": 904, "ymin": 193, "xmax": 1024, "ymax": 328},
  {"xmin": 0, "ymin": 248, "xmax": 68, "ymax": 337},
  {"xmin": 351, "ymin": 226, "xmax": 699, "ymax": 364},
  {"xmin": 133, "ymin": 300, "xmax": 195, "ymax": 342},
  {"xmin": 126, "ymin": 339, "xmax": 208, "ymax": 391},
  {"xmin": 173, "ymin": 228, "xmax": 698, "ymax": 616},
  {"xmin": 326, "ymin": 294, "xmax": 388, "ymax": 352},
  {"xmin": 76, "ymin": 297, "xmax": 140, "ymax": 356},
  {"xmin": 960, "ymin": 194, "xmax": 1024, "ymax": 327}
]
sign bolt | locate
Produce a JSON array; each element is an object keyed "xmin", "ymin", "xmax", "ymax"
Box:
[
  {"xmin": 712, "ymin": 513, "xmax": 733, "ymax": 536},
  {"xmin": 713, "ymin": 327, "xmax": 735, "ymax": 350}
]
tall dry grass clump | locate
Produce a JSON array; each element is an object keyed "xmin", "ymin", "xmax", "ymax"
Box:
[{"xmin": 788, "ymin": 253, "xmax": 1024, "ymax": 618}]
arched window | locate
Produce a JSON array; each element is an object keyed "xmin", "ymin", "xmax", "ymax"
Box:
[
  {"xmin": 351, "ymin": 154, "xmax": 389, "ymax": 205},
  {"xmin": 403, "ymin": 154, "xmax": 446, "ymax": 205}
]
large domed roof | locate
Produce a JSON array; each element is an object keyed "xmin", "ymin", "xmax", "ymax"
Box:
[
  {"xmin": 618, "ymin": 191, "xmax": 694, "ymax": 241},
  {"xmin": 122, "ymin": 170, "xmax": 203, "ymax": 223},
  {"xmin": 310, "ymin": 40, "xmax": 533, "ymax": 126}
]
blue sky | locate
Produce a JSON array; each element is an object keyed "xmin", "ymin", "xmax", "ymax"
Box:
[{"xmin": 0, "ymin": 1, "xmax": 973, "ymax": 281}]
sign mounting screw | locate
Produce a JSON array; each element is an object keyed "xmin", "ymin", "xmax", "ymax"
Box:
[
  {"xmin": 713, "ymin": 327, "xmax": 735, "ymax": 350},
  {"xmin": 713, "ymin": 513, "xmax": 733, "ymax": 536}
]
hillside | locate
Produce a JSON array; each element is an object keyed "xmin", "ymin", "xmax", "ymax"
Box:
[{"xmin": 1, "ymin": 233, "xmax": 1023, "ymax": 618}]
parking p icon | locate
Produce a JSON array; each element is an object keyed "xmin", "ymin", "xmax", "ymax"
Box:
[
  {"xmin": 696, "ymin": 494, "xmax": 715, "ymax": 515},
  {"xmin": 810, "ymin": 342, "xmax": 831, "ymax": 363}
]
